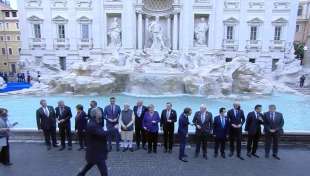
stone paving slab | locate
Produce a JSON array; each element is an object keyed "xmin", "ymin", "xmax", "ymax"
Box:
[{"xmin": 0, "ymin": 143, "xmax": 310, "ymax": 176}]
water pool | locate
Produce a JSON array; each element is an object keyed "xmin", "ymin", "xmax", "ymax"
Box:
[{"xmin": 0, "ymin": 93, "xmax": 309, "ymax": 132}]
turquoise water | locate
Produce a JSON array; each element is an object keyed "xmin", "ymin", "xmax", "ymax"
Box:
[{"xmin": 0, "ymin": 93, "xmax": 309, "ymax": 132}]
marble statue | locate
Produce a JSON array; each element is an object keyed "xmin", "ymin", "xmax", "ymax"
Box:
[
  {"xmin": 194, "ymin": 17, "xmax": 209, "ymax": 46},
  {"xmin": 148, "ymin": 17, "xmax": 166, "ymax": 50},
  {"xmin": 109, "ymin": 17, "xmax": 121, "ymax": 48}
]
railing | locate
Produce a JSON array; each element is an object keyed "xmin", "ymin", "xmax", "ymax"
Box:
[
  {"xmin": 246, "ymin": 40, "xmax": 262, "ymax": 49},
  {"xmin": 53, "ymin": 38, "xmax": 70, "ymax": 49},
  {"xmin": 78, "ymin": 38, "xmax": 93, "ymax": 49},
  {"xmin": 270, "ymin": 40, "xmax": 285, "ymax": 50},
  {"xmin": 29, "ymin": 38, "xmax": 46, "ymax": 49},
  {"xmin": 222, "ymin": 39, "xmax": 239, "ymax": 50}
]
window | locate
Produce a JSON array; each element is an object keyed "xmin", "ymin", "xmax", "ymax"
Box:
[
  {"xmin": 33, "ymin": 24, "xmax": 41, "ymax": 38},
  {"xmin": 0, "ymin": 22, "xmax": 2, "ymax": 29},
  {"xmin": 6, "ymin": 36, "xmax": 10, "ymax": 41},
  {"xmin": 58, "ymin": 24, "xmax": 65, "ymax": 39},
  {"xmin": 10, "ymin": 64, "xmax": 16, "ymax": 73},
  {"xmin": 6, "ymin": 23, "xmax": 9, "ymax": 29},
  {"xmin": 16, "ymin": 36, "xmax": 20, "ymax": 40},
  {"xmin": 2, "ymin": 48, "xmax": 6, "ymax": 55},
  {"xmin": 298, "ymin": 6, "xmax": 303, "ymax": 16},
  {"xmin": 5, "ymin": 11, "xmax": 9, "ymax": 17},
  {"xmin": 249, "ymin": 58, "xmax": 256, "ymax": 63},
  {"xmin": 225, "ymin": 58, "xmax": 232, "ymax": 62},
  {"xmin": 8, "ymin": 48, "xmax": 12, "ymax": 55},
  {"xmin": 18, "ymin": 48, "xmax": 21, "ymax": 54},
  {"xmin": 16, "ymin": 23, "xmax": 19, "ymax": 29},
  {"xmin": 59, "ymin": 57, "xmax": 66, "ymax": 70},
  {"xmin": 12, "ymin": 12, "xmax": 17, "ymax": 17},
  {"xmin": 296, "ymin": 25, "xmax": 300, "ymax": 32},
  {"xmin": 226, "ymin": 26, "xmax": 234, "ymax": 40},
  {"xmin": 274, "ymin": 26, "xmax": 282, "ymax": 41},
  {"xmin": 0, "ymin": 36, "xmax": 3, "ymax": 41},
  {"xmin": 250, "ymin": 26, "xmax": 257, "ymax": 41},
  {"xmin": 81, "ymin": 24, "xmax": 89, "ymax": 40}
]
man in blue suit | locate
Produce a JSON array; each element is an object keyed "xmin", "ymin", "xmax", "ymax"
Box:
[
  {"xmin": 227, "ymin": 102, "xmax": 245, "ymax": 160},
  {"xmin": 133, "ymin": 100, "xmax": 148, "ymax": 150},
  {"xmin": 245, "ymin": 104, "xmax": 264, "ymax": 158},
  {"xmin": 213, "ymin": 107, "xmax": 229, "ymax": 158},
  {"xmin": 263, "ymin": 105, "xmax": 284, "ymax": 160},
  {"xmin": 103, "ymin": 97, "xmax": 121, "ymax": 152},
  {"xmin": 178, "ymin": 108, "xmax": 192, "ymax": 162},
  {"xmin": 77, "ymin": 108, "xmax": 108, "ymax": 176}
]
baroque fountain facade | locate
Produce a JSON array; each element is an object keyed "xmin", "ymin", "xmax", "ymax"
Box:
[{"xmin": 15, "ymin": 0, "xmax": 306, "ymax": 96}]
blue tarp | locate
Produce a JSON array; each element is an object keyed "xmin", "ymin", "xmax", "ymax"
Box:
[{"xmin": 0, "ymin": 82, "xmax": 32, "ymax": 93}]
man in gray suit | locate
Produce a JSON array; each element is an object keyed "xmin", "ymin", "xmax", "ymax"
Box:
[{"xmin": 263, "ymin": 105, "xmax": 284, "ymax": 160}]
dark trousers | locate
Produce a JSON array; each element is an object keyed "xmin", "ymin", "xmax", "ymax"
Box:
[
  {"xmin": 195, "ymin": 132, "xmax": 209, "ymax": 155},
  {"xmin": 78, "ymin": 160, "xmax": 108, "ymax": 176},
  {"xmin": 214, "ymin": 138, "xmax": 226, "ymax": 155},
  {"xmin": 147, "ymin": 131, "xmax": 158, "ymax": 152},
  {"xmin": 59, "ymin": 125, "xmax": 72, "ymax": 148},
  {"xmin": 247, "ymin": 133, "xmax": 260, "ymax": 154},
  {"xmin": 77, "ymin": 130, "xmax": 86, "ymax": 148},
  {"xmin": 43, "ymin": 128, "xmax": 57, "ymax": 147},
  {"xmin": 107, "ymin": 128, "xmax": 120, "ymax": 151},
  {"xmin": 265, "ymin": 132, "xmax": 279, "ymax": 155},
  {"xmin": 0, "ymin": 138, "xmax": 10, "ymax": 164},
  {"xmin": 135, "ymin": 124, "xmax": 146, "ymax": 148},
  {"xmin": 163, "ymin": 125, "xmax": 174, "ymax": 151},
  {"xmin": 229, "ymin": 128, "xmax": 242, "ymax": 156},
  {"xmin": 178, "ymin": 134, "xmax": 187, "ymax": 159}
]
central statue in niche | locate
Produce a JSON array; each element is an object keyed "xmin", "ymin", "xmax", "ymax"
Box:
[
  {"xmin": 148, "ymin": 16, "xmax": 167, "ymax": 50},
  {"xmin": 194, "ymin": 17, "xmax": 209, "ymax": 47}
]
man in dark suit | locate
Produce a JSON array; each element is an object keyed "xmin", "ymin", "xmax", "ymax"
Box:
[
  {"xmin": 133, "ymin": 100, "xmax": 147, "ymax": 150},
  {"xmin": 263, "ymin": 105, "xmax": 284, "ymax": 160},
  {"xmin": 227, "ymin": 102, "xmax": 245, "ymax": 160},
  {"xmin": 245, "ymin": 104, "xmax": 264, "ymax": 158},
  {"xmin": 88, "ymin": 100, "xmax": 104, "ymax": 127},
  {"xmin": 192, "ymin": 104, "xmax": 213, "ymax": 159},
  {"xmin": 160, "ymin": 102, "xmax": 177, "ymax": 153},
  {"xmin": 178, "ymin": 107, "xmax": 192, "ymax": 162},
  {"xmin": 55, "ymin": 100, "xmax": 73, "ymax": 151},
  {"xmin": 213, "ymin": 107, "xmax": 229, "ymax": 158},
  {"xmin": 77, "ymin": 108, "xmax": 108, "ymax": 176},
  {"xmin": 103, "ymin": 97, "xmax": 121, "ymax": 152},
  {"xmin": 36, "ymin": 99, "xmax": 58, "ymax": 150}
]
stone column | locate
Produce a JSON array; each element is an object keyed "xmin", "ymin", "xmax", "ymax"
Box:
[
  {"xmin": 173, "ymin": 13, "xmax": 178, "ymax": 50},
  {"xmin": 145, "ymin": 16, "xmax": 149, "ymax": 48},
  {"xmin": 167, "ymin": 15, "xmax": 171, "ymax": 48},
  {"xmin": 138, "ymin": 12, "xmax": 143, "ymax": 49}
]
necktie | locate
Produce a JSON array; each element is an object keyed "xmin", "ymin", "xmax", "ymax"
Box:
[
  {"xmin": 60, "ymin": 107, "xmax": 64, "ymax": 116},
  {"xmin": 112, "ymin": 105, "xmax": 115, "ymax": 114},
  {"xmin": 201, "ymin": 113, "xmax": 205, "ymax": 123},
  {"xmin": 138, "ymin": 107, "xmax": 142, "ymax": 117},
  {"xmin": 221, "ymin": 117, "xmax": 225, "ymax": 127},
  {"xmin": 167, "ymin": 110, "xmax": 170, "ymax": 120},
  {"xmin": 44, "ymin": 107, "xmax": 49, "ymax": 117}
]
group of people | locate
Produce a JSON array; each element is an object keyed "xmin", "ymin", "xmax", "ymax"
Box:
[
  {"xmin": 0, "ymin": 72, "xmax": 9, "ymax": 83},
  {"xmin": 0, "ymin": 71, "xmax": 32, "ymax": 84},
  {"xmin": 300, "ymin": 75, "xmax": 306, "ymax": 88}
]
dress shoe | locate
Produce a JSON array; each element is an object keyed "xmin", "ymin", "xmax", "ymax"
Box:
[
  {"xmin": 265, "ymin": 154, "xmax": 270, "ymax": 158},
  {"xmin": 153, "ymin": 150, "xmax": 157, "ymax": 154},
  {"xmin": 116, "ymin": 148, "xmax": 120, "ymax": 152},
  {"xmin": 53, "ymin": 144, "xmax": 59, "ymax": 147},
  {"xmin": 247, "ymin": 153, "xmax": 251, "ymax": 158},
  {"xmin": 142, "ymin": 146, "xmax": 147, "ymax": 150},
  {"xmin": 59, "ymin": 147, "xmax": 65, "ymax": 151},
  {"xmin": 204, "ymin": 155, "xmax": 208, "ymax": 160},
  {"xmin": 148, "ymin": 150, "xmax": 152, "ymax": 154},
  {"xmin": 168, "ymin": 149, "xmax": 172, "ymax": 153},
  {"xmin": 129, "ymin": 148, "xmax": 134, "ymax": 152},
  {"xmin": 78, "ymin": 147, "xmax": 84, "ymax": 151},
  {"xmin": 221, "ymin": 154, "xmax": 226, "ymax": 159},
  {"xmin": 164, "ymin": 149, "xmax": 168, "ymax": 153},
  {"xmin": 3, "ymin": 163, "xmax": 13, "ymax": 166},
  {"xmin": 273, "ymin": 154, "xmax": 280, "ymax": 160},
  {"xmin": 237, "ymin": 156, "xmax": 244, "ymax": 160},
  {"xmin": 123, "ymin": 148, "xmax": 128, "ymax": 152},
  {"xmin": 252, "ymin": 153, "xmax": 260, "ymax": 158},
  {"xmin": 179, "ymin": 158, "xmax": 188, "ymax": 162},
  {"xmin": 229, "ymin": 152, "xmax": 234, "ymax": 157}
]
